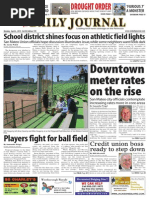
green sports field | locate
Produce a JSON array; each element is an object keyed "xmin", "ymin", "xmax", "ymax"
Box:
[
  {"xmin": 18, "ymin": 82, "xmax": 88, "ymax": 129},
  {"xmin": 4, "ymin": 83, "xmax": 37, "ymax": 93}
]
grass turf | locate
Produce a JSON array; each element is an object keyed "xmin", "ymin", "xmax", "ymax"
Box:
[{"xmin": 17, "ymin": 96, "xmax": 86, "ymax": 128}]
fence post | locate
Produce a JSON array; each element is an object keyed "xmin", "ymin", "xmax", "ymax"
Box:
[
  {"xmin": 37, "ymin": 65, "xmax": 42, "ymax": 114},
  {"xmin": 12, "ymin": 101, "xmax": 16, "ymax": 128},
  {"xmin": 21, "ymin": 100, "xmax": 24, "ymax": 123},
  {"xmin": 35, "ymin": 103, "xmax": 36, "ymax": 117},
  {"xmin": 5, "ymin": 102, "xmax": 8, "ymax": 124}
]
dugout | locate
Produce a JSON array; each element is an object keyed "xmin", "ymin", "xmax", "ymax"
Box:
[{"xmin": 79, "ymin": 73, "xmax": 88, "ymax": 84}]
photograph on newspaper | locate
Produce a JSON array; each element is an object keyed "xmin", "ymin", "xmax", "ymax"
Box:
[{"xmin": 4, "ymin": 65, "xmax": 88, "ymax": 129}]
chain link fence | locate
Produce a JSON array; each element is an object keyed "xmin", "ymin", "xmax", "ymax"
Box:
[{"xmin": 41, "ymin": 65, "xmax": 53, "ymax": 100}]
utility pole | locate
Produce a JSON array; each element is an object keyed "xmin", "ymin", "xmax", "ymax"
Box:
[
  {"xmin": 46, "ymin": 65, "xmax": 48, "ymax": 91},
  {"xmin": 37, "ymin": 65, "xmax": 42, "ymax": 114},
  {"xmin": 52, "ymin": 65, "xmax": 53, "ymax": 101},
  {"xmin": 28, "ymin": 65, "xmax": 29, "ymax": 94}
]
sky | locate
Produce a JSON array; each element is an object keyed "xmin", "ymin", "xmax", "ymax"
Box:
[{"xmin": 9, "ymin": 65, "xmax": 88, "ymax": 82}]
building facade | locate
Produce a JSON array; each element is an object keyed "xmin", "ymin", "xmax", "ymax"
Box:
[{"xmin": 4, "ymin": 65, "xmax": 11, "ymax": 81}]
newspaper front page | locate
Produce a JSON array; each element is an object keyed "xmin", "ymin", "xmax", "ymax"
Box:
[{"xmin": 1, "ymin": 0, "xmax": 148, "ymax": 197}]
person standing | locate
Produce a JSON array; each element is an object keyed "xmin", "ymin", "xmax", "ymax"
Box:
[{"xmin": 41, "ymin": 90, "xmax": 49, "ymax": 114}]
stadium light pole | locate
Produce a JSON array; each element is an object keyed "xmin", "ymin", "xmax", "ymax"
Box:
[
  {"xmin": 28, "ymin": 65, "xmax": 29, "ymax": 94},
  {"xmin": 52, "ymin": 65, "xmax": 53, "ymax": 102},
  {"xmin": 46, "ymin": 65, "xmax": 48, "ymax": 91},
  {"xmin": 37, "ymin": 65, "xmax": 42, "ymax": 114}
]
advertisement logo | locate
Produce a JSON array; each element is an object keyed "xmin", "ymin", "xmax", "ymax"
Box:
[{"xmin": 20, "ymin": 183, "xmax": 28, "ymax": 188}]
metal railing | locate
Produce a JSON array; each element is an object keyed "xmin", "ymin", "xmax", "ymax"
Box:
[
  {"xmin": 4, "ymin": 101, "xmax": 44, "ymax": 128},
  {"xmin": 4, "ymin": 101, "xmax": 13, "ymax": 113}
]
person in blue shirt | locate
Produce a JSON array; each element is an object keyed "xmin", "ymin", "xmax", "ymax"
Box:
[{"xmin": 65, "ymin": 94, "xmax": 77, "ymax": 114}]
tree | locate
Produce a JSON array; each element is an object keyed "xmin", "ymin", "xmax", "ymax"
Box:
[
  {"xmin": 120, "ymin": 5, "xmax": 125, "ymax": 10},
  {"xmin": 71, "ymin": 75, "xmax": 79, "ymax": 80},
  {"xmin": 75, "ymin": 65, "xmax": 88, "ymax": 74}
]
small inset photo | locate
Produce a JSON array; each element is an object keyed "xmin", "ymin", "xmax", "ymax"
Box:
[
  {"xmin": 51, "ymin": 3, "xmax": 70, "ymax": 15},
  {"xmin": 113, "ymin": 3, "xmax": 126, "ymax": 15},
  {"xmin": 119, "ymin": 153, "xmax": 132, "ymax": 171},
  {"xmin": 119, "ymin": 105, "xmax": 132, "ymax": 123}
]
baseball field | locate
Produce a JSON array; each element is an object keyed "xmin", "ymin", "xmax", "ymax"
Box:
[
  {"xmin": 4, "ymin": 93, "xmax": 38, "ymax": 128},
  {"xmin": 4, "ymin": 93, "xmax": 37, "ymax": 110}
]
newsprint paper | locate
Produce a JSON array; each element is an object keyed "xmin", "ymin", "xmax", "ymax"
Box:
[{"xmin": 0, "ymin": 0, "xmax": 149, "ymax": 197}]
